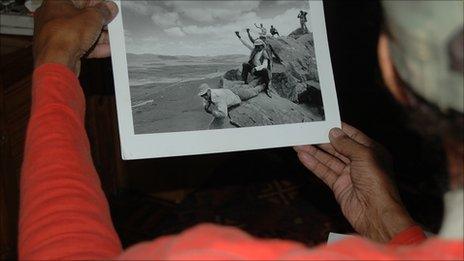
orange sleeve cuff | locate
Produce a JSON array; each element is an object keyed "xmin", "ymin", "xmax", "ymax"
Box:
[{"xmin": 389, "ymin": 225, "xmax": 427, "ymax": 245}]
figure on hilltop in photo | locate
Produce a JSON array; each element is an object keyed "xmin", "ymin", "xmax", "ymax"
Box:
[
  {"xmin": 270, "ymin": 25, "xmax": 280, "ymax": 37},
  {"xmin": 298, "ymin": 10, "xmax": 308, "ymax": 32}
]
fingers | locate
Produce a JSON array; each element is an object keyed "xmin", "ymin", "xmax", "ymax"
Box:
[
  {"xmin": 97, "ymin": 31, "xmax": 109, "ymax": 45},
  {"xmin": 87, "ymin": 1, "xmax": 118, "ymax": 26},
  {"xmin": 295, "ymin": 145, "xmax": 346, "ymax": 174},
  {"xmin": 38, "ymin": 0, "xmax": 75, "ymax": 22},
  {"xmin": 329, "ymin": 128, "xmax": 368, "ymax": 160},
  {"xmin": 44, "ymin": 0, "xmax": 75, "ymax": 8},
  {"xmin": 341, "ymin": 123, "xmax": 374, "ymax": 147},
  {"xmin": 318, "ymin": 144, "xmax": 350, "ymax": 164},
  {"xmin": 95, "ymin": 1, "xmax": 118, "ymax": 25},
  {"xmin": 295, "ymin": 123, "xmax": 373, "ymax": 163},
  {"xmin": 71, "ymin": 0, "xmax": 87, "ymax": 9},
  {"xmin": 87, "ymin": 43, "xmax": 110, "ymax": 58},
  {"xmin": 296, "ymin": 151, "xmax": 338, "ymax": 190},
  {"xmin": 71, "ymin": 0, "xmax": 101, "ymax": 9}
]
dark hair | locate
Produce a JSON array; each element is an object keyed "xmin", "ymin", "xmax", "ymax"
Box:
[{"xmin": 399, "ymin": 74, "xmax": 463, "ymax": 145}]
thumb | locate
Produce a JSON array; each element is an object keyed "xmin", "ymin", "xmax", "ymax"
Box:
[
  {"xmin": 329, "ymin": 128, "xmax": 368, "ymax": 159},
  {"xmin": 87, "ymin": 1, "xmax": 118, "ymax": 26}
]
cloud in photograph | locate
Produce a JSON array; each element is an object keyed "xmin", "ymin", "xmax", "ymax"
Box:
[
  {"xmin": 164, "ymin": 0, "xmax": 261, "ymax": 23},
  {"xmin": 122, "ymin": 0, "xmax": 310, "ymax": 56},
  {"xmin": 151, "ymin": 12, "xmax": 181, "ymax": 28},
  {"xmin": 164, "ymin": 27, "xmax": 186, "ymax": 37}
]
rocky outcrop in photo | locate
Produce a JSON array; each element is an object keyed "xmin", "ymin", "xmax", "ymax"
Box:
[{"xmin": 202, "ymin": 28, "xmax": 324, "ymax": 128}]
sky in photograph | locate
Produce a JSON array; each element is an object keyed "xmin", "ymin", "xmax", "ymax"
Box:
[{"xmin": 122, "ymin": 0, "xmax": 310, "ymax": 56}]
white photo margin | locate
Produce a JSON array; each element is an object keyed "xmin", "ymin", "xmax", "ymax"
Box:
[{"xmin": 109, "ymin": 0, "xmax": 340, "ymax": 160}]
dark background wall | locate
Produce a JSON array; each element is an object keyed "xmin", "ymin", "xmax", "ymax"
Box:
[{"xmin": 323, "ymin": 0, "xmax": 446, "ymax": 230}]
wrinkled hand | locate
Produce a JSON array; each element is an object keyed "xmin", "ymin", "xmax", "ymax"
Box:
[
  {"xmin": 34, "ymin": 0, "xmax": 118, "ymax": 74},
  {"xmin": 294, "ymin": 123, "xmax": 415, "ymax": 242}
]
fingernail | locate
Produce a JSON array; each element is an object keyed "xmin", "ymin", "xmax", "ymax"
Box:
[
  {"xmin": 294, "ymin": 145, "xmax": 306, "ymax": 151},
  {"xmin": 105, "ymin": 1, "xmax": 118, "ymax": 16},
  {"xmin": 330, "ymin": 128, "xmax": 344, "ymax": 138}
]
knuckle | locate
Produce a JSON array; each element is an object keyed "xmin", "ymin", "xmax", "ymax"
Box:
[
  {"xmin": 306, "ymin": 145, "xmax": 317, "ymax": 154},
  {"xmin": 83, "ymin": 8, "xmax": 102, "ymax": 22},
  {"xmin": 358, "ymin": 147, "xmax": 374, "ymax": 160},
  {"xmin": 331, "ymin": 135, "xmax": 346, "ymax": 146},
  {"xmin": 350, "ymin": 131, "xmax": 361, "ymax": 141},
  {"xmin": 40, "ymin": 19, "xmax": 80, "ymax": 47},
  {"xmin": 314, "ymin": 161, "xmax": 327, "ymax": 174}
]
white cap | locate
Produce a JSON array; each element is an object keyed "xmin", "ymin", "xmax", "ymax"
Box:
[
  {"xmin": 198, "ymin": 83, "xmax": 211, "ymax": 96},
  {"xmin": 383, "ymin": 1, "xmax": 464, "ymax": 113}
]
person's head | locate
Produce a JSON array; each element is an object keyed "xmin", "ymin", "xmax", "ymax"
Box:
[
  {"xmin": 198, "ymin": 84, "xmax": 211, "ymax": 100},
  {"xmin": 379, "ymin": 2, "xmax": 463, "ymax": 187},
  {"xmin": 254, "ymin": 39, "xmax": 265, "ymax": 51},
  {"xmin": 260, "ymin": 23, "xmax": 263, "ymax": 27},
  {"xmin": 271, "ymin": 25, "xmax": 274, "ymax": 28}
]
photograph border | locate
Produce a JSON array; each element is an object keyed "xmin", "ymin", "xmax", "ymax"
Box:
[{"xmin": 109, "ymin": 0, "xmax": 340, "ymax": 160}]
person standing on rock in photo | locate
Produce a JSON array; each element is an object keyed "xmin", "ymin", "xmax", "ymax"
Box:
[
  {"xmin": 246, "ymin": 28, "xmax": 259, "ymax": 43},
  {"xmin": 270, "ymin": 25, "xmax": 280, "ymax": 37},
  {"xmin": 298, "ymin": 10, "xmax": 308, "ymax": 31},
  {"xmin": 235, "ymin": 35, "xmax": 272, "ymax": 98}
]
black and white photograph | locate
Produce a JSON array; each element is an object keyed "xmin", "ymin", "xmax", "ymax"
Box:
[
  {"xmin": 123, "ymin": 0, "xmax": 323, "ymax": 134},
  {"xmin": 109, "ymin": 0, "xmax": 339, "ymax": 159}
]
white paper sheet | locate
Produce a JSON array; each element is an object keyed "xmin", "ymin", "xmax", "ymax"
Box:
[{"xmin": 109, "ymin": 0, "xmax": 340, "ymax": 159}]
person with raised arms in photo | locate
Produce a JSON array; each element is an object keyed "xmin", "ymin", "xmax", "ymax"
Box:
[
  {"xmin": 244, "ymin": 27, "xmax": 282, "ymax": 65},
  {"xmin": 236, "ymin": 36, "xmax": 272, "ymax": 97},
  {"xmin": 198, "ymin": 28, "xmax": 275, "ymax": 126}
]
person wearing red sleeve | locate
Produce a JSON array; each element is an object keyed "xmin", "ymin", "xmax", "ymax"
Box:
[{"xmin": 19, "ymin": 0, "xmax": 463, "ymax": 260}]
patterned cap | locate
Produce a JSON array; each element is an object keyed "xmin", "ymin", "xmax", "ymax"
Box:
[{"xmin": 383, "ymin": 1, "xmax": 464, "ymax": 113}]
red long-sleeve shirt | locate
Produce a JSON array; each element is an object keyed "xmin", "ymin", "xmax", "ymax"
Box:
[{"xmin": 19, "ymin": 64, "xmax": 464, "ymax": 260}]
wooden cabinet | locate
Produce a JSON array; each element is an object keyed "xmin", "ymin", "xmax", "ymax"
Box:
[{"xmin": 0, "ymin": 34, "xmax": 33, "ymax": 260}]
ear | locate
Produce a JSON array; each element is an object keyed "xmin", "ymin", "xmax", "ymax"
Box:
[{"xmin": 378, "ymin": 33, "xmax": 410, "ymax": 106}]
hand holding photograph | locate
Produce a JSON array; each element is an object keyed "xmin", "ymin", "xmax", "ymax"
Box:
[{"xmin": 109, "ymin": 0, "xmax": 340, "ymax": 159}]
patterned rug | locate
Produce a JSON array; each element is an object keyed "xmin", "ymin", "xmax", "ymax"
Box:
[{"xmin": 110, "ymin": 148, "xmax": 354, "ymax": 249}]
